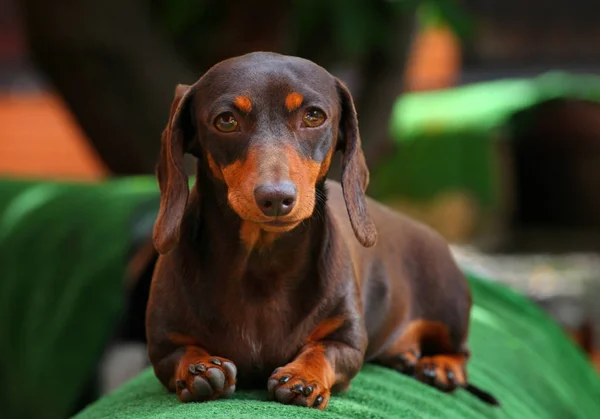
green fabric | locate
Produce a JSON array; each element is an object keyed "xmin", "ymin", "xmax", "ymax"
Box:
[
  {"xmin": 74, "ymin": 273, "xmax": 600, "ymax": 419},
  {"xmin": 0, "ymin": 176, "xmax": 159, "ymax": 419}
]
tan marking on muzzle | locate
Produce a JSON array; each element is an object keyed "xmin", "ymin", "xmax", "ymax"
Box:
[
  {"xmin": 222, "ymin": 144, "xmax": 332, "ymax": 243},
  {"xmin": 206, "ymin": 152, "xmax": 224, "ymax": 181},
  {"xmin": 221, "ymin": 149, "xmax": 261, "ymax": 221},
  {"xmin": 284, "ymin": 145, "xmax": 328, "ymax": 221},
  {"xmin": 318, "ymin": 147, "xmax": 334, "ymax": 180}
]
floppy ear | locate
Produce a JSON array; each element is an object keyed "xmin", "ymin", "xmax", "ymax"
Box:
[
  {"xmin": 335, "ymin": 79, "xmax": 377, "ymax": 248},
  {"xmin": 153, "ymin": 84, "xmax": 195, "ymax": 254}
]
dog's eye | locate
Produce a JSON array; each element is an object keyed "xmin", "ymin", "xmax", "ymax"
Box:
[
  {"xmin": 302, "ymin": 107, "xmax": 326, "ymax": 127},
  {"xmin": 214, "ymin": 112, "xmax": 239, "ymax": 132}
]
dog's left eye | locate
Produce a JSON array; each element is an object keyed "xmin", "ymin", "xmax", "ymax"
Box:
[
  {"xmin": 214, "ymin": 112, "xmax": 239, "ymax": 132},
  {"xmin": 302, "ymin": 107, "xmax": 326, "ymax": 127}
]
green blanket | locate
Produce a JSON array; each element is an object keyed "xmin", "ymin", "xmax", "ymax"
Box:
[{"xmin": 74, "ymin": 275, "xmax": 600, "ymax": 419}]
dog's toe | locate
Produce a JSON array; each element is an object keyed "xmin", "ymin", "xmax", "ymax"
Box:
[
  {"xmin": 415, "ymin": 355, "xmax": 466, "ymax": 392},
  {"xmin": 193, "ymin": 376, "xmax": 213, "ymax": 397},
  {"xmin": 382, "ymin": 348, "xmax": 421, "ymax": 375},
  {"xmin": 274, "ymin": 387, "xmax": 296, "ymax": 404},
  {"xmin": 220, "ymin": 385, "xmax": 236, "ymax": 399},
  {"xmin": 206, "ymin": 368, "xmax": 225, "ymax": 391},
  {"xmin": 267, "ymin": 378, "xmax": 278, "ymax": 393},
  {"xmin": 223, "ymin": 362, "xmax": 237, "ymax": 379},
  {"xmin": 180, "ymin": 388, "xmax": 194, "ymax": 403}
]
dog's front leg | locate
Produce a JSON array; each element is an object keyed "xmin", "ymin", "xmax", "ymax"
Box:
[{"xmin": 267, "ymin": 316, "xmax": 367, "ymax": 410}]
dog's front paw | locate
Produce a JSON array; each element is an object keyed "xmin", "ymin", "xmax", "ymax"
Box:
[
  {"xmin": 415, "ymin": 354, "xmax": 466, "ymax": 392},
  {"xmin": 267, "ymin": 366, "xmax": 331, "ymax": 410},
  {"xmin": 175, "ymin": 355, "xmax": 237, "ymax": 403}
]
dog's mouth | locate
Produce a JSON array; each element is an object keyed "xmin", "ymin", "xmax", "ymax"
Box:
[{"xmin": 259, "ymin": 219, "xmax": 302, "ymax": 232}]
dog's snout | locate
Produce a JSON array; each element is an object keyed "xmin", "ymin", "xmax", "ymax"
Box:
[{"xmin": 254, "ymin": 182, "xmax": 297, "ymax": 217}]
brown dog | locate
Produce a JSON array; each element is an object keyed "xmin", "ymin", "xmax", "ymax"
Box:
[{"xmin": 146, "ymin": 52, "xmax": 499, "ymax": 410}]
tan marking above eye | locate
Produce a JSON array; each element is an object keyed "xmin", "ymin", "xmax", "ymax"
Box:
[
  {"xmin": 285, "ymin": 92, "xmax": 304, "ymax": 112},
  {"xmin": 214, "ymin": 112, "xmax": 239, "ymax": 132},
  {"xmin": 302, "ymin": 107, "xmax": 326, "ymax": 127},
  {"xmin": 233, "ymin": 96, "xmax": 252, "ymax": 113}
]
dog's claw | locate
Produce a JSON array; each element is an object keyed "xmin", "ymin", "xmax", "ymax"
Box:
[
  {"xmin": 423, "ymin": 364, "xmax": 437, "ymax": 379},
  {"xmin": 291, "ymin": 384, "xmax": 304, "ymax": 394},
  {"xmin": 211, "ymin": 358, "xmax": 222, "ymax": 366},
  {"xmin": 304, "ymin": 385, "xmax": 313, "ymax": 396},
  {"xmin": 279, "ymin": 375, "xmax": 291, "ymax": 384},
  {"xmin": 314, "ymin": 395, "xmax": 324, "ymax": 407},
  {"xmin": 188, "ymin": 364, "xmax": 199, "ymax": 375},
  {"xmin": 447, "ymin": 370, "xmax": 456, "ymax": 383}
]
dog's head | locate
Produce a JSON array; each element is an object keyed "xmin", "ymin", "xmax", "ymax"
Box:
[{"xmin": 153, "ymin": 52, "xmax": 377, "ymax": 253}]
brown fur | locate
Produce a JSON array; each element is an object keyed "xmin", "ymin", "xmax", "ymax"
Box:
[{"xmin": 146, "ymin": 52, "xmax": 499, "ymax": 410}]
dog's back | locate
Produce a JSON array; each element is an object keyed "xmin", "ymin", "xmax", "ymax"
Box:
[{"xmin": 326, "ymin": 180, "xmax": 471, "ymax": 359}]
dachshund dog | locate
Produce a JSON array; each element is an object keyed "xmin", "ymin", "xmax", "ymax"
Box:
[{"xmin": 146, "ymin": 52, "xmax": 499, "ymax": 410}]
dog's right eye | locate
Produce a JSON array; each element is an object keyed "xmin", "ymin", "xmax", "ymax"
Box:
[
  {"xmin": 302, "ymin": 107, "xmax": 326, "ymax": 128},
  {"xmin": 214, "ymin": 112, "xmax": 239, "ymax": 132}
]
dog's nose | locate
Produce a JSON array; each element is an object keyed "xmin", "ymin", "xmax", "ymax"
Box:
[{"xmin": 254, "ymin": 182, "xmax": 297, "ymax": 217}]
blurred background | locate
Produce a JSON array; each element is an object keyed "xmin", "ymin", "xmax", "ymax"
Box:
[{"xmin": 1, "ymin": 0, "xmax": 600, "ymax": 418}]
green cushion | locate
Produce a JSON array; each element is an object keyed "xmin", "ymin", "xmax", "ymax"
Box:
[
  {"xmin": 0, "ymin": 176, "xmax": 159, "ymax": 419},
  {"xmin": 74, "ymin": 274, "xmax": 600, "ymax": 419}
]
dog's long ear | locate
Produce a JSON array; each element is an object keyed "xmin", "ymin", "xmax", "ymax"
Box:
[
  {"xmin": 335, "ymin": 79, "xmax": 377, "ymax": 248},
  {"xmin": 153, "ymin": 84, "xmax": 195, "ymax": 254}
]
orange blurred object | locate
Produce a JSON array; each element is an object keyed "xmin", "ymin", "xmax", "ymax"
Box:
[
  {"xmin": 0, "ymin": 92, "xmax": 108, "ymax": 181},
  {"xmin": 404, "ymin": 25, "xmax": 461, "ymax": 92}
]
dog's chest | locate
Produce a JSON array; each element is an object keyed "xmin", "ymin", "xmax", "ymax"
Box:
[
  {"xmin": 195, "ymin": 257, "xmax": 320, "ymax": 385},
  {"xmin": 206, "ymin": 298, "xmax": 306, "ymax": 386}
]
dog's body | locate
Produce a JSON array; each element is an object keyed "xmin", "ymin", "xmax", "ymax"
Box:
[{"xmin": 147, "ymin": 52, "xmax": 498, "ymax": 409}]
